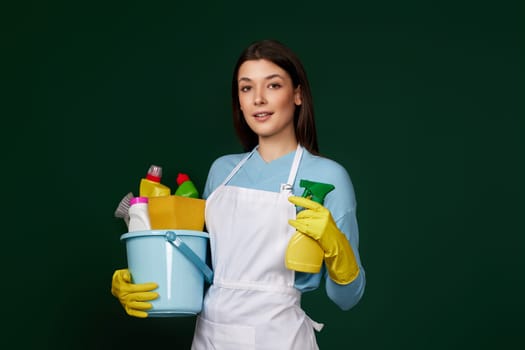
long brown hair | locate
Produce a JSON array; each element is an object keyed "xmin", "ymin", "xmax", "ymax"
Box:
[{"xmin": 231, "ymin": 39, "xmax": 319, "ymax": 154}]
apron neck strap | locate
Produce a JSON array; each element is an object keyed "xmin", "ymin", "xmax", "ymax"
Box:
[
  {"xmin": 221, "ymin": 144, "xmax": 304, "ymax": 188},
  {"xmin": 220, "ymin": 148, "xmax": 257, "ymax": 186},
  {"xmin": 286, "ymin": 144, "xmax": 303, "ymax": 188}
]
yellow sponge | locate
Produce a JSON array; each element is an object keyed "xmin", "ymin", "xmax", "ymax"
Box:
[{"xmin": 148, "ymin": 195, "xmax": 205, "ymax": 231}]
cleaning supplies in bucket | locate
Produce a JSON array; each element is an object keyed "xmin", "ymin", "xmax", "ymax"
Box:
[
  {"xmin": 115, "ymin": 165, "xmax": 212, "ymax": 317},
  {"xmin": 149, "ymin": 171, "xmax": 205, "ymax": 230},
  {"xmin": 121, "ymin": 230, "xmax": 212, "ymax": 317},
  {"xmin": 285, "ymin": 179, "xmax": 335, "ymax": 273}
]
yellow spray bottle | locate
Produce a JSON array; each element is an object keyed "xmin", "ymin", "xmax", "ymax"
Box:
[{"xmin": 285, "ymin": 179, "xmax": 335, "ymax": 273}]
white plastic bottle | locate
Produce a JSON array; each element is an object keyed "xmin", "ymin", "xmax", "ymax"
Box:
[{"xmin": 128, "ymin": 196, "xmax": 151, "ymax": 232}]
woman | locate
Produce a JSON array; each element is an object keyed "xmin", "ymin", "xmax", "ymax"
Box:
[{"xmin": 112, "ymin": 39, "xmax": 366, "ymax": 349}]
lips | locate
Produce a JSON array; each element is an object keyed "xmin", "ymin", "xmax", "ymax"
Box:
[{"xmin": 253, "ymin": 111, "xmax": 273, "ymax": 121}]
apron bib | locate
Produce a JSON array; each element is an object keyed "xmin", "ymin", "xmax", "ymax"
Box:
[{"xmin": 192, "ymin": 146, "xmax": 323, "ymax": 350}]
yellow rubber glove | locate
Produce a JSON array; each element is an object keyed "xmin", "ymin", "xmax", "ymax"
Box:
[
  {"xmin": 288, "ymin": 196, "xmax": 360, "ymax": 285},
  {"xmin": 111, "ymin": 269, "xmax": 159, "ymax": 318}
]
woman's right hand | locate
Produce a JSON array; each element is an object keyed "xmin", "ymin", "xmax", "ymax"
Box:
[{"xmin": 111, "ymin": 269, "xmax": 159, "ymax": 318}]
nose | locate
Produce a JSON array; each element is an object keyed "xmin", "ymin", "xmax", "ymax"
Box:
[{"xmin": 254, "ymin": 88, "xmax": 266, "ymax": 105}]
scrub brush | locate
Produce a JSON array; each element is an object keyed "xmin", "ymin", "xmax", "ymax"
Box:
[{"xmin": 114, "ymin": 192, "xmax": 134, "ymax": 228}]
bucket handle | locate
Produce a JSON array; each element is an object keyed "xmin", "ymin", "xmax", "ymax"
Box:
[{"xmin": 165, "ymin": 231, "xmax": 214, "ymax": 284}]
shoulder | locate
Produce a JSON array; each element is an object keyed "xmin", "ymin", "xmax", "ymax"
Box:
[
  {"xmin": 296, "ymin": 150, "xmax": 357, "ymax": 214},
  {"xmin": 209, "ymin": 153, "xmax": 246, "ymax": 173},
  {"xmin": 299, "ymin": 151, "xmax": 354, "ymax": 190}
]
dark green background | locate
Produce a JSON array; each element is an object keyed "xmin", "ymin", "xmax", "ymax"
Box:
[{"xmin": 4, "ymin": 0, "xmax": 523, "ymax": 349}]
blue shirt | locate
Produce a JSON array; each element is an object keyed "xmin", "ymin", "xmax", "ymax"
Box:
[{"xmin": 203, "ymin": 148, "xmax": 366, "ymax": 310}]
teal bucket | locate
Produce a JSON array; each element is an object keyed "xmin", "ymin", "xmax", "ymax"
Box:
[{"xmin": 120, "ymin": 229, "xmax": 213, "ymax": 317}]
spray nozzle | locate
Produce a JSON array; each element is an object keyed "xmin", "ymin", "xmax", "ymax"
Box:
[
  {"xmin": 176, "ymin": 173, "xmax": 190, "ymax": 185},
  {"xmin": 299, "ymin": 179, "xmax": 335, "ymax": 205}
]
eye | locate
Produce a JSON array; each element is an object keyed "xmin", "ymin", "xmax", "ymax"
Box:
[
  {"xmin": 268, "ymin": 83, "xmax": 281, "ymax": 89},
  {"xmin": 239, "ymin": 85, "xmax": 251, "ymax": 92}
]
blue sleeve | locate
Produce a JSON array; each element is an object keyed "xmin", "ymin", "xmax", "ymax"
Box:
[
  {"xmin": 324, "ymin": 166, "xmax": 366, "ymax": 311},
  {"xmin": 202, "ymin": 160, "xmax": 220, "ymax": 199},
  {"xmin": 296, "ymin": 154, "xmax": 366, "ymax": 310}
]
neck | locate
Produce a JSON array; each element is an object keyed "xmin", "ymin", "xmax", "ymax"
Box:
[{"xmin": 257, "ymin": 137, "xmax": 298, "ymax": 163}]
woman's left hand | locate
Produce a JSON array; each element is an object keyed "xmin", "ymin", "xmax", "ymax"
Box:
[{"xmin": 288, "ymin": 196, "xmax": 360, "ymax": 284}]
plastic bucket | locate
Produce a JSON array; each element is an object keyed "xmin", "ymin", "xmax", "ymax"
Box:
[{"xmin": 120, "ymin": 229, "xmax": 212, "ymax": 317}]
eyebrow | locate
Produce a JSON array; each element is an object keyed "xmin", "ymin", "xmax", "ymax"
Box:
[{"xmin": 238, "ymin": 74, "xmax": 285, "ymax": 83}]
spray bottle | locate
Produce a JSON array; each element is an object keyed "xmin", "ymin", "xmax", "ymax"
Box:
[
  {"xmin": 139, "ymin": 164, "xmax": 171, "ymax": 197},
  {"xmin": 285, "ymin": 179, "xmax": 335, "ymax": 273},
  {"xmin": 174, "ymin": 173, "xmax": 199, "ymax": 198}
]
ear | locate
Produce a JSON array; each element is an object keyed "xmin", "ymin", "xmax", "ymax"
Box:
[{"xmin": 294, "ymin": 85, "xmax": 302, "ymax": 106}]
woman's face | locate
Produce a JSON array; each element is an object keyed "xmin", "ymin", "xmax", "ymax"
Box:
[{"xmin": 237, "ymin": 59, "xmax": 302, "ymax": 143}]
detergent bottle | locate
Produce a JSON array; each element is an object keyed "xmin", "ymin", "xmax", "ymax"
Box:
[
  {"xmin": 139, "ymin": 164, "xmax": 171, "ymax": 197},
  {"xmin": 174, "ymin": 173, "xmax": 199, "ymax": 198},
  {"xmin": 128, "ymin": 196, "xmax": 151, "ymax": 232},
  {"xmin": 285, "ymin": 180, "xmax": 335, "ymax": 273}
]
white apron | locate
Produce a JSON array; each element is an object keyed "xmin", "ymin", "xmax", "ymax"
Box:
[{"xmin": 192, "ymin": 146, "xmax": 323, "ymax": 350}]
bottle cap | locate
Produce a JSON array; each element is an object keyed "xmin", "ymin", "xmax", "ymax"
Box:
[
  {"xmin": 176, "ymin": 173, "xmax": 190, "ymax": 185},
  {"xmin": 146, "ymin": 165, "xmax": 162, "ymax": 182},
  {"xmin": 130, "ymin": 196, "xmax": 149, "ymax": 205}
]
